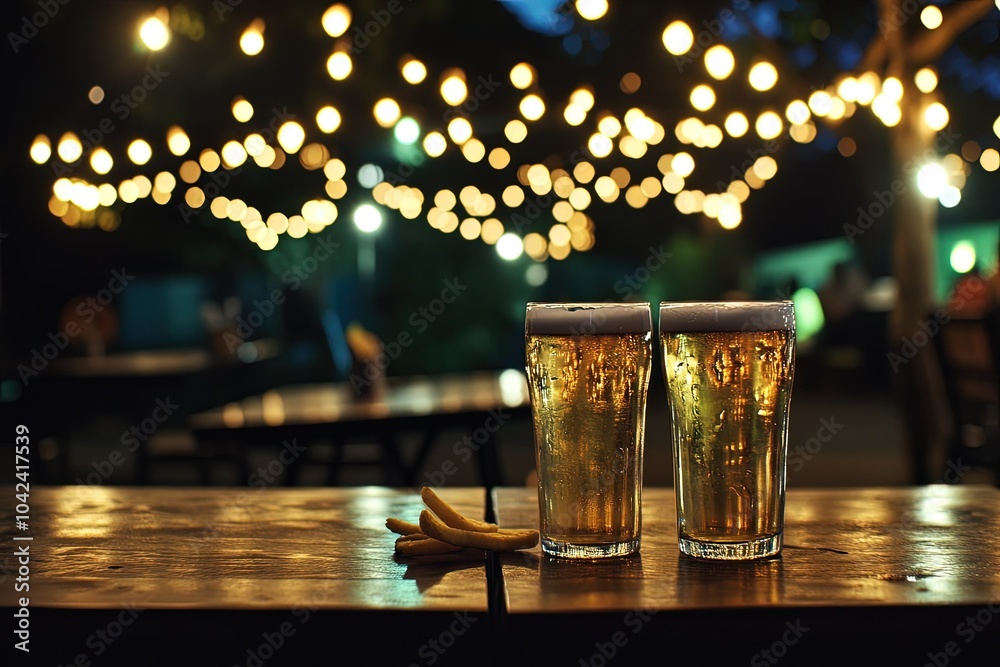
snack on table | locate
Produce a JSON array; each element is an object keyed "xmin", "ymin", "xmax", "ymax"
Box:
[{"xmin": 388, "ymin": 486, "xmax": 538, "ymax": 557}]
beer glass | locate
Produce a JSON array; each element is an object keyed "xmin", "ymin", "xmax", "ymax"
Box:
[
  {"xmin": 525, "ymin": 302, "xmax": 652, "ymax": 558},
  {"xmin": 660, "ymin": 301, "xmax": 795, "ymax": 560}
]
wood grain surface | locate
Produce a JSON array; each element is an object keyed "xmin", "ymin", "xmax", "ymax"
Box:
[
  {"xmin": 494, "ymin": 485, "xmax": 1000, "ymax": 614},
  {"xmin": 0, "ymin": 485, "xmax": 488, "ymax": 612}
]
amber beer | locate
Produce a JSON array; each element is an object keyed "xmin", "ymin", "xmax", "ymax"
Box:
[
  {"xmin": 660, "ymin": 301, "xmax": 795, "ymax": 560},
  {"xmin": 525, "ymin": 303, "xmax": 652, "ymax": 558}
]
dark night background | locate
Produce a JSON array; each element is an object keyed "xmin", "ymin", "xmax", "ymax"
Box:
[{"xmin": 2, "ymin": 0, "xmax": 998, "ymax": 454}]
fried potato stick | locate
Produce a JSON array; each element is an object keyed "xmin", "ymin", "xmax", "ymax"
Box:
[
  {"xmin": 420, "ymin": 486, "xmax": 498, "ymax": 533},
  {"xmin": 419, "ymin": 509, "xmax": 538, "ymax": 551}
]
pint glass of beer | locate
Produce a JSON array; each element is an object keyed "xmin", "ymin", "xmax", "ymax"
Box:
[
  {"xmin": 525, "ymin": 302, "xmax": 652, "ymax": 558},
  {"xmin": 660, "ymin": 301, "xmax": 795, "ymax": 560}
]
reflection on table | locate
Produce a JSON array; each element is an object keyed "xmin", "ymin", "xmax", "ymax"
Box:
[
  {"xmin": 0, "ymin": 485, "xmax": 490, "ymax": 666},
  {"xmin": 492, "ymin": 485, "xmax": 1000, "ymax": 664}
]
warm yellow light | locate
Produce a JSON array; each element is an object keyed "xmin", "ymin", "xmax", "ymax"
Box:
[
  {"xmin": 573, "ymin": 161, "xmax": 595, "ymax": 184},
  {"xmin": 662, "ymin": 21, "xmax": 694, "ymax": 55},
  {"xmin": 881, "ymin": 77, "xmax": 904, "ymax": 102},
  {"xmin": 785, "ymin": 100, "xmax": 810, "ymax": 125},
  {"xmin": 199, "ymin": 149, "xmax": 221, "ymax": 172},
  {"xmin": 980, "ymin": 148, "xmax": 999, "ymax": 172},
  {"xmin": 244, "ymin": 133, "xmax": 266, "ymax": 157},
  {"xmin": 855, "ymin": 72, "xmax": 880, "ymax": 105},
  {"xmin": 502, "ymin": 185, "xmax": 525, "ymax": 208},
  {"xmin": 570, "ymin": 88, "xmax": 595, "ymax": 111},
  {"xmin": 920, "ymin": 5, "xmax": 942, "ymax": 30},
  {"xmin": 924, "ymin": 102, "xmax": 949, "ymax": 131},
  {"xmin": 459, "ymin": 218, "xmax": 482, "ymax": 241},
  {"xmin": 447, "ymin": 117, "xmax": 473, "ymax": 144},
  {"xmin": 837, "ymin": 77, "xmax": 859, "ymax": 102},
  {"xmin": 575, "ymin": 0, "xmax": 608, "ymax": 21},
  {"xmin": 790, "ymin": 121, "xmax": 817, "ymax": 144},
  {"xmin": 127, "ymin": 139, "xmax": 152, "ymax": 165},
  {"xmin": 753, "ymin": 156, "xmax": 778, "ymax": 180},
  {"xmin": 748, "ymin": 62, "xmax": 778, "ymax": 91},
  {"xmin": 510, "ymin": 63, "xmax": 534, "ymax": 90},
  {"xmin": 167, "ymin": 126, "xmax": 190, "ymax": 155},
  {"xmin": 662, "ymin": 172, "xmax": 684, "ymax": 195},
  {"xmin": 316, "ymin": 106, "xmax": 342, "ymax": 133},
  {"xmin": 231, "ymin": 97, "xmax": 254, "ymax": 123},
  {"xmin": 704, "ymin": 45, "xmax": 735, "ymax": 80},
  {"xmin": 90, "ymin": 148, "xmax": 113, "ymax": 174},
  {"xmin": 57, "ymin": 132, "xmax": 83, "ymax": 163},
  {"xmin": 587, "ymin": 133, "xmax": 613, "ymax": 158},
  {"xmin": 326, "ymin": 52, "xmax": 352, "ymax": 80},
  {"xmin": 994, "ymin": 114, "xmax": 1000, "ymax": 140},
  {"xmin": 322, "ymin": 4, "xmax": 351, "ymax": 38},
  {"xmin": 440, "ymin": 71, "xmax": 468, "ymax": 106},
  {"xmin": 520, "ymin": 94, "xmax": 546, "ymax": 121},
  {"xmin": 598, "ymin": 115, "xmax": 622, "ymax": 138},
  {"xmin": 755, "ymin": 111, "xmax": 783, "ymax": 140},
  {"xmin": 724, "ymin": 112, "xmax": 749, "ymax": 138},
  {"xmin": 564, "ymin": 105, "xmax": 587, "ymax": 126},
  {"xmin": 422, "ymin": 131, "xmax": 447, "ymax": 157},
  {"xmin": 240, "ymin": 20, "xmax": 265, "ymax": 56},
  {"xmin": 461, "ymin": 139, "xmax": 485, "ymax": 163},
  {"xmin": 373, "ymin": 98, "xmax": 401, "ymax": 128},
  {"xmin": 139, "ymin": 13, "xmax": 170, "ymax": 51},
  {"xmin": 671, "ymin": 152, "xmax": 695, "ymax": 178},
  {"xmin": 505, "ymin": 120, "xmax": 528, "ymax": 143},
  {"xmin": 276, "ymin": 121, "xmax": 306, "ymax": 153},
  {"xmin": 30, "ymin": 135, "xmax": 51, "ymax": 164},
  {"xmin": 221, "ymin": 140, "xmax": 248, "ymax": 168},
  {"xmin": 154, "ymin": 171, "xmax": 176, "ymax": 193},
  {"xmin": 401, "ymin": 58, "xmax": 427, "ymax": 84},
  {"xmin": 690, "ymin": 84, "xmax": 715, "ymax": 111},
  {"xmin": 808, "ymin": 90, "xmax": 833, "ymax": 116},
  {"xmin": 914, "ymin": 68, "xmax": 938, "ymax": 94},
  {"xmin": 489, "ymin": 147, "xmax": 511, "ymax": 170}
]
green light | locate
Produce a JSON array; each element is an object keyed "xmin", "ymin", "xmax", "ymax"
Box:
[
  {"xmin": 949, "ymin": 241, "xmax": 976, "ymax": 274},
  {"xmin": 394, "ymin": 117, "xmax": 420, "ymax": 145},
  {"xmin": 791, "ymin": 287, "xmax": 825, "ymax": 344}
]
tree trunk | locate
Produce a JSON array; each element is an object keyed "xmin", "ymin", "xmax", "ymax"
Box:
[{"xmin": 889, "ymin": 92, "xmax": 948, "ymax": 483}]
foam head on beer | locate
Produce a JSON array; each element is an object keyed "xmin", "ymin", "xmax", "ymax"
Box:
[
  {"xmin": 658, "ymin": 300, "xmax": 795, "ymax": 333},
  {"xmin": 525, "ymin": 302, "xmax": 653, "ymax": 336}
]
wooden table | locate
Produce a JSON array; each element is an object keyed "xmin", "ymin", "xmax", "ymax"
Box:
[
  {"xmin": 0, "ymin": 486, "xmax": 491, "ymax": 666},
  {"xmin": 492, "ymin": 486, "xmax": 1000, "ymax": 665},
  {"xmin": 188, "ymin": 368, "xmax": 531, "ymax": 487},
  {"xmin": 6, "ymin": 485, "xmax": 998, "ymax": 666}
]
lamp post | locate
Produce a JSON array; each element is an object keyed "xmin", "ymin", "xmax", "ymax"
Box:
[{"xmin": 353, "ymin": 204, "xmax": 382, "ymax": 315}]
